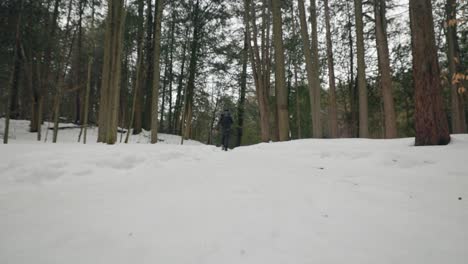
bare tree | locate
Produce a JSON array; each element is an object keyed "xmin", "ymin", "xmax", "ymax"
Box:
[
  {"xmin": 354, "ymin": 0, "xmax": 368, "ymax": 137},
  {"xmin": 244, "ymin": 0, "xmax": 271, "ymax": 142},
  {"xmin": 409, "ymin": 0, "xmax": 450, "ymax": 145},
  {"xmin": 3, "ymin": 0, "xmax": 24, "ymax": 144},
  {"xmin": 173, "ymin": 27, "xmax": 189, "ymax": 135},
  {"xmin": 80, "ymin": 0, "xmax": 97, "ymax": 144},
  {"xmin": 374, "ymin": 0, "xmax": 397, "ymax": 138},
  {"xmin": 297, "ymin": 0, "xmax": 321, "ymax": 138},
  {"xmin": 324, "ymin": 0, "xmax": 338, "ymax": 138},
  {"xmin": 182, "ymin": 0, "xmax": 201, "ymax": 140},
  {"xmin": 446, "ymin": 0, "xmax": 466, "ymax": 133},
  {"xmin": 271, "ymin": 0, "xmax": 289, "ymax": 141},
  {"xmin": 291, "ymin": 7, "xmax": 301, "ymax": 139},
  {"xmin": 236, "ymin": 28, "xmax": 248, "ymax": 147},
  {"xmin": 151, "ymin": 0, "xmax": 164, "ymax": 143},
  {"xmin": 98, "ymin": 0, "xmax": 126, "ymax": 144}
]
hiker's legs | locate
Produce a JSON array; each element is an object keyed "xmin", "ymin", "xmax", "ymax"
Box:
[
  {"xmin": 221, "ymin": 133, "xmax": 227, "ymax": 150},
  {"xmin": 224, "ymin": 129, "xmax": 230, "ymax": 150}
]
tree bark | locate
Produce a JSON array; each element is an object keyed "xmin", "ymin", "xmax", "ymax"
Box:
[
  {"xmin": 143, "ymin": 0, "xmax": 154, "ymax": 130},
  {"xmin": 291, "ymin": 9, "xmax": 301, "ymax": 139},
  {"xmin": 183, "ymin": 0, "xmax": 201, "ymax": 141},
  {"xmin": 53, "ymin": 0, "xmax": 75, "ymax": 143},
  {"xmin": 374, "ymin": 0, "xmax": 397, "ymax": 138},
  {"xmin": 133, "ymin": 0, "xmax": 145, "ymax": 135},
  {"xmin": 159, "ymin": 47, "xmax": 169, "ymax": 132},
  {"xmin": 126, "ymin": 40, "xmax": 144, "ymax": 143},
  {"xmin": 446, "ymin": 0, "xmax": 466, "ymax": 133},
  {"xmin": 324, "ymin": 0, "xmax": 338, "ymax": 138},
  {"xmin": 120, "ymin": 45, "xmax": 130, "ymax": 134},
  {"xmin": 82, "ymin": 58, "xmax": 93, "ymax": 144},
  {"xmin": 310, "ymin": 0, "xmax": 322, "ymax": 138},
  {"xmin": 244, "ymin": 0, "xmax": 270, "ymax": 142},
  {"xmin": 173, "ymin": 30, "xmax": 189, "ymax": 135},
  {"xmin": 151, "ymin": 0, "xmax": 164, "ymax": 143},
  {"xmin": 81, "ymin": 0, "xmax": 96, "ymax": 144},
  {"xmin": 108, "ymin": 0, "xmax": 126, "ymax": 144},
  {"xmin": 271, "ymin": 0, "xmax": 290, "ymax": 141},
  {"xmin": 236, "ymin": 29, "xmax": 248, "ymax": 147},
  {"xmin": 4, "ymin": 0, "xmax": 23, "ymax": 144},
  {"xmin": 409, "ymin": 0, "xmax": 450, "ymax": 145},
  {"xmin": 167, "ymin": 10, "xmax": 176, "ymax": 133},
  {"xmin": 74, "ymin": 0, "xmax": 84, "ymax": 125},
  {"xmin": 262, "ymin": 0, "xmax": 276, "ymax": 141},
  {"xmin": 208, "ymin": 95, "xmax": 220, "ymax": 145},
  {"xmin": 98, "ymin": 0, "xmax": 126, "ymax": 144},
  {"xmin": 297, "ymin": 0, "xmax": 321, "ymax": 138},
  {"xmin": 347, "ymin": 2, "xmax": 357, "ymax": 137},
  {"xmin": 354, "ymin": 0, "xmax": 369, "ymax": 138},
  {"xmin": 33, "ymin": 0, "xmax": 61, "ymax": 141},
  {"xmin": 97, "ymin": 1, "xmax": 112, "ymax": 142}
]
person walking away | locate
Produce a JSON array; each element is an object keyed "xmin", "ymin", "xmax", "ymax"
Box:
[{"xmin": 218, "ymin": 109, "xmax": 233, "ymax": 151}]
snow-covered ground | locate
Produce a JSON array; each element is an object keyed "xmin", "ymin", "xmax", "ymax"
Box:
[
  {"xmin": 0, "ymin": 119, "xmax": 203, "ymax": 145},
  {"xmin": 1, "ymin": 119, "xmax": 467, "ymax": 264}
]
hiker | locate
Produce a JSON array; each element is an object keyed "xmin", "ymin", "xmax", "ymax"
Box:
[{"xmin": 218, "ymin": 109, "xmax": 233, "ymax": 151}]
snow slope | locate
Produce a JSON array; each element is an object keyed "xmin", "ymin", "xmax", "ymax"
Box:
[{"xmin": 1, "ymin": 119, "xmax": 467, "ymax": 264}]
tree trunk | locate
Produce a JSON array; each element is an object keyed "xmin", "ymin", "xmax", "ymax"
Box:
[
  {"xmin": 3, "ymin": 0, "xmax": 23, "ymax": 144},
  {"xmin": 120, "ymin": 50, "xmax": 130, "ymax": 132},
  {"xmin": 151, "ymin": 0, "xmax": 164, "ymax": 143},
  {"xmin": 324, "ymin": 0, "xmax": 338, "ymax": 138},
  {"xmin": 33, "ymin": 0, "xmax": 61, "ymax": 141},
  {"xmin": 37, "ymin": 94, "xmax": 44, "ymax": 141},
  {"xmin": 53, "ymin": 2, "xmax": 75, "ymax": 143},
  {"xmin": 347, "ymin": 2, "xmax": 357, "ymax": 137},
  {"xmin": 182, "ymin": 0, "xmax": 202, "ymax": 141},
  {"xmin": 21, "ymin": 43, "xmax": 38, "ymax": 134},
  {"xmin": 374, "ymin": 0, "xmax": 397, "ymax": 138},
  {"xmin": 354, "ymin": 0, "xmax": 368, "ymax": 138},
  {"xmin": 143, "ymin": 0, "xmax": 154, "ymax": 131},
  {"xmin": 173, "ymin": 31, "xmax": 189, "ymax": 135},
  {"xmin": 294, "ymin": 70, "xmax": 301, "ymax": 139},
  {"xmin": 52, "ymin": 0, "xmax": 74, "ymax": 143},
  {"xmin": 244, "ymin": 0, "xmax": 270, "ymax": 142},
  {"xmin": 262, "ymin": 0, "xmax": 275, "ymax": 141},
  {"xmin": 74, "ymin": 0, "xmax": 84, "ymax": 125},
  {"xmin": 236, "ymin": 29, "xmax": 248, "ymax": 147},
  {"xmin": 81, "ymin": 0, "xmax": 96, "ymax": 144},
  {"xmin": 108, "ymin": 0, "xmax": 126, "ymax": 144},
  {"xmin": 271, "ymin": 0, "xmax": 289, "ymax": 141},
  {"xmin": 208, "ymin": 96, "xmax": 220, "ymax": 145},
  {"xmin": 446, "ymin": 0, "xmax": 466, "ymax": 133},
  {"xmin": 159, "ymin": 49, "xmax": 169, "ymax": 132},
  {"xmin": 409, "ymin": 0, "xmax": 450, "ymax": 145},
  {"xmin": 180, "ymin": 72, "xmax": 189, "ymax": 144},
  {"xmin": 98, "ymin": 0, "xmax": 126, "ymax": 144},
  {"xmin": 97, "ymin": 3, "xmax": 111, "ymax": 142},
  {"xmin": 297, "ymin": 0, "xmax": 321, "ymax": 138},
  {"xmin": 159, "ymin": 12, "xmax": 175, "ymax": 134},
  {"xmin": 309, "ymin": 0, "xmax": 322, "ymax": 138},
  {"xmin": 126, "ymin": 44, "xmax": 144, "ymax": 143},
  {"xmin": 133, "ymin": 0, "xmax": 145, "ymax": 135},
  {"xmin": 82, "ymin": 58, "xmax": 93, "ymax": 144},
  {"xmin": 52, "ymin": 73, "xmax": 64, "ymax": 143},
  {"xmin": 167, "ymin": 11, "xmax": 176, "ymax": 133},
  {"xmin": 290, "ymin": 7, "xmax": 301, "ymax": 139}
]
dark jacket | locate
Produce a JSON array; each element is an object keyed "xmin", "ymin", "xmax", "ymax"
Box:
[{"xmin": 219, "ymin": 111, "xmax": 233, "ymax": 131}]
